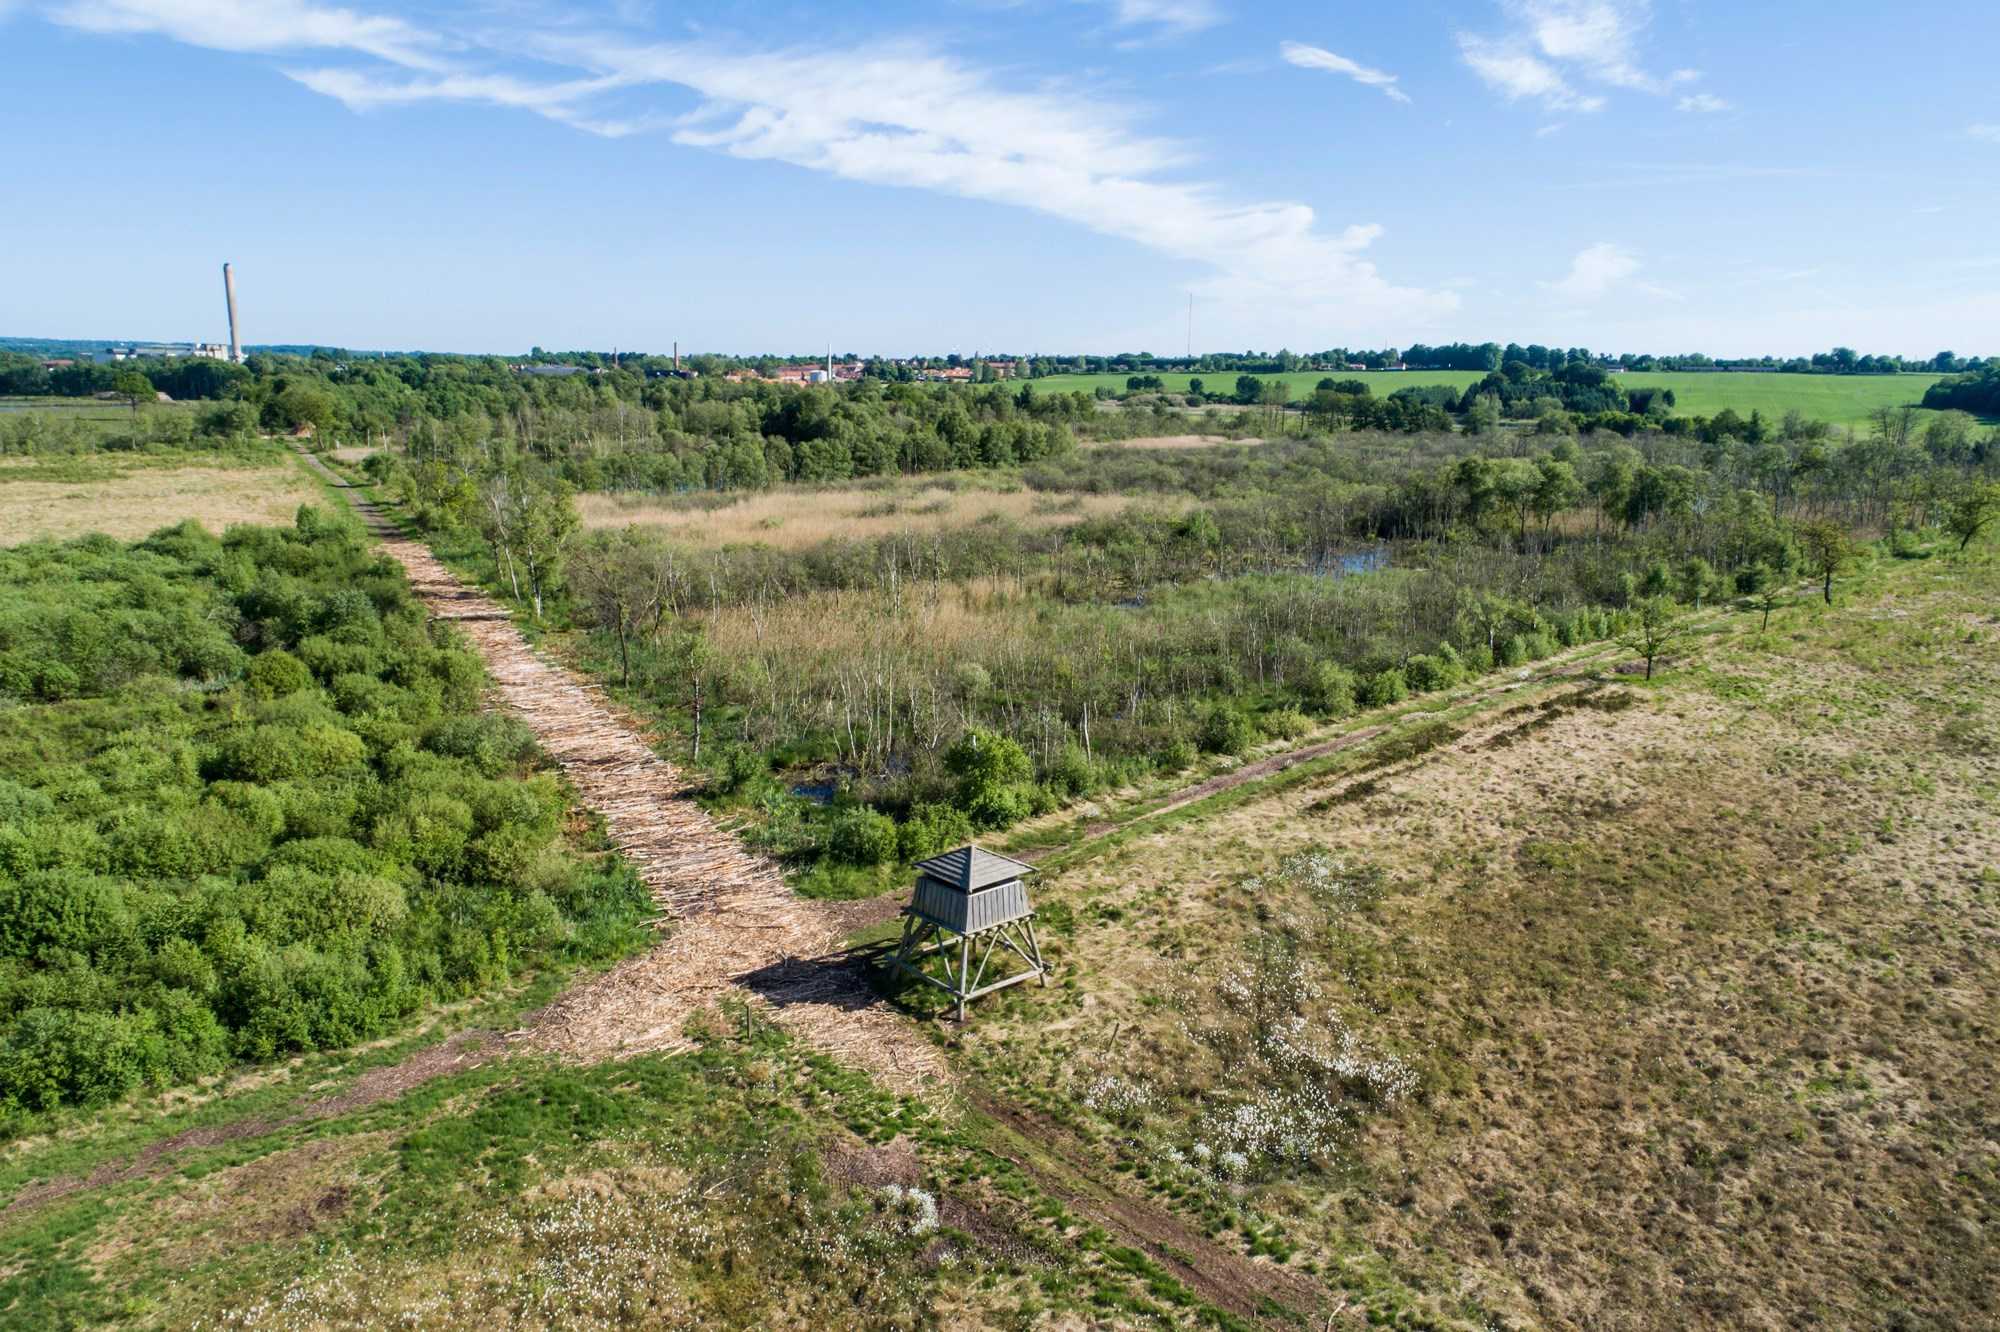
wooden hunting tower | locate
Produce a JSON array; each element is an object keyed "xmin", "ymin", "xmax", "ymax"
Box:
[{"xmin": 888, "ymin": 845, "xmax": 1048, "ymax": 1020}]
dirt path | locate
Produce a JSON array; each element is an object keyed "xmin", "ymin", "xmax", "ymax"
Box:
[{"xmin": 298, "ymin": 452, "xmax": 944, "ymax": 1093}]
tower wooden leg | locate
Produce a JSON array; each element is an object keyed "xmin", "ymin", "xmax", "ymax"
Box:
[{"xmin": 956, "ymin": 933, "xmax": 970, "ymax": 1022}]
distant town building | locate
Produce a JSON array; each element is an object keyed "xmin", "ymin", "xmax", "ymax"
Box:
[
  {"xmin": 91, "ymin": 342, "xmax": 231, "ymax": 364},
  {"xmin": 512, "ymin": 364, "xmax": 589, "ymax": 377}
]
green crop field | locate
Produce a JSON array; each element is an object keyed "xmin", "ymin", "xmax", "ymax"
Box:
[{"xmin": 1028, "ymin": 369, "xmax": 1943, "ymax": 428}]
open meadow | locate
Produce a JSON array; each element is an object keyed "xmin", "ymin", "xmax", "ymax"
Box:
[{"xmin": 1029, "ymin": 370, "xmax": 1944, "ymax": 428}]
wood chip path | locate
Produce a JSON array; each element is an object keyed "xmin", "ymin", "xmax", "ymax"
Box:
[{"xmin": 301, "ymin": 455, "xmax": 945, "ymax": 1093}]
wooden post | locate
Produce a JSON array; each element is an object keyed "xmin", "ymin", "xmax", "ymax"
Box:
[{"xmin": 956, "ymin": 933, "xmax": 971, "ymax": 1022}]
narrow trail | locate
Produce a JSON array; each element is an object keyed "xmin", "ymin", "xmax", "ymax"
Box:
[{"xmin": 298, "ymin": 452, "xmax": 944, "ymax": 1093}]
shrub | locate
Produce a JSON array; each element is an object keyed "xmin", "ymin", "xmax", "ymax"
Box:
[
  {"xmin": 246, "ymin": 649, "xmax": 313, "ymax": 699},
  {"xmin": 1043, "ymin": 744, "xmax": 1097, "ymax": 798},
  {"xmin": 0, "ymin": 869, "xmax": 131, "ymax": 958},
  {"xmin": 1360, "ymin": 668, "xmax": 1408, "ymax": 708},
  {"xmin": 423, "ymin": 715, "xmax": 536, "ymax": 777},
  {"xmin": 828, "ymin": 808, "xmax": 898, "ymax": 866},
  {"xmin": 897, "ymin": 803, "xmax": 975, "ymax": 863},
  {"xmin": 944, "ymin": 728, "xmax": 1038, "ymax": 830},
  {"xmin": 0, "ymin": 1007, "xmax": 163, "ymax": 1111},
  {"xmin": 1261, "ymin": 708, "xmax": 1314, "ymax": 741},
  {"xmin": 1155, "ymin": 735, "xmax": 1199, "ymax": 774},
  {"xmin": 1198, "ymin": 705, "xmax": 1258, "ymax": 755},
  {"xmin": 1402, "ymin": 652, "xmax": 1463, "ymax": 693},
  {"xmin": 1302, "ymin": 661, "xmax": 1357, "ymax": 718}
]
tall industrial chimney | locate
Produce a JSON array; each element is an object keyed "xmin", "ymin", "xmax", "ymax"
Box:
[{"xmin": 222, "ymin": 263, "xmax": 243, "ymax": 364}]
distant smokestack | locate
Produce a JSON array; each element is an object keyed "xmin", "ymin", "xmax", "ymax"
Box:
[
  {"xmin": 222, "ymin": 263, "xmax": 242, "ymax": 364},
  {"xmin": 674, "ymin": 340, "xmax": 679, "ymax": 372}
]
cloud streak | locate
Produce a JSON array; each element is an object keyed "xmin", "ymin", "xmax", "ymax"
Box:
[
  {"xmin": 1279, "ymin": 40, "xmax": 1410, "ymax": 104},
  {"xmin": 1458, "ymin": 1, "xmax": 1714, "ymax": 115},
  {"xmin": 50, "ymin": 0, "xmax": 446, "ymax": 69},
  {"xmin": 1100, "ymin": 0, "xmax": 1221, "ymax": 35},
  {"xmin": 1676, "ymin": 92, "xmax": 1730, "ymax": 113},
  {"xmin": 35, "ymin": 0, "xmax": 1456, "ymax": 333}
]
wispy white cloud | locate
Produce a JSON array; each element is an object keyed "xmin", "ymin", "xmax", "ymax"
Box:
[
  {"xmin": 1517, "ymin": 0, "xmax": 1654, "ymax": 90},
  {"xmin": 1676, "ymin": 92, "xmax": 1730, "ymax": 113},
  {"xmin": 1970, "ymin": 123, "xmax": 2000, "ymax": 143},
  {"xmin": 550, "ymin": 38, "xmax": 1451, "ymax": 326},
  {"xmin": 1456, "ymin": 34, "xmax": 1603, "ymax": 112},
  {"xmin": 1534, "ymin": 121, "xmax": 1567, "ymax": 137},
  {"xmin": 49, "ymin": 0, "xmax": 446, "ymax": 69},
  {"xmin": 1458, "ymin": 2, "xmax": 1716, "ymax": 114},
  {"xmin": 1097, "ymin": 0, "xmax": 1220, "ymax": 36},
  {"xmin": 35, "ymin": 0, "xmax": 1455, "ymax": 335},
  {"xmin": 1546, "ymin": 241, "xmax": 1641, "ymax": 301},
  {"xmin": 1279, "ymin": 40, "xmax": 1409, "ymax": 104},
  {"xmin": 285, "ymin": 66, "xmax": 654, "ymax": 136}
]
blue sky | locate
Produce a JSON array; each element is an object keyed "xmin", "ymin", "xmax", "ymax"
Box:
[{"xmin": 3, "ymin": 0, "xmax": 1996, "ymax": 357}]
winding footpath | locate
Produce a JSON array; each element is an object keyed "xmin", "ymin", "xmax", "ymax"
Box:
[{"xmin": 299, "ymin": 452, "xmax": 944, "ymax": 1093}]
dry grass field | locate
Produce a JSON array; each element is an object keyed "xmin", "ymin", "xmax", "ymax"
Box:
[
  {"xmin": 961, "ymin": 545, "xmax": 2000, "ymax": 1330},
  {"xmin": 1094, "ymin": 434, "xmax": 1263, "ymax": 451},
  {"xmin": 0, "ymin": 461, "xmax": 324, "ymax": 545},
  {"xmin": 578, "ymin": 479, "xmax": 1172, "ymax": 549}
]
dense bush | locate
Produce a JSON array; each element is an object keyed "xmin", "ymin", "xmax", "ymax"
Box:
[
  {"xmin": 0, "ymin": 512, "xmax": 650, "ymax": 1122},
  {"xmin": 1360, "ymin": 668, "xmax": 1409, "ymax": 707},
  {"xmin": 943, "ymin": 729, "xmax": 1039, "ymax": 830},
  {"xmin": 827, "ymin": 808, "xmax": 899, "ymax": 866},
  {"xmin": 1198, "ymin": 705, "xmax": 1259, "ymax": 756}
]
